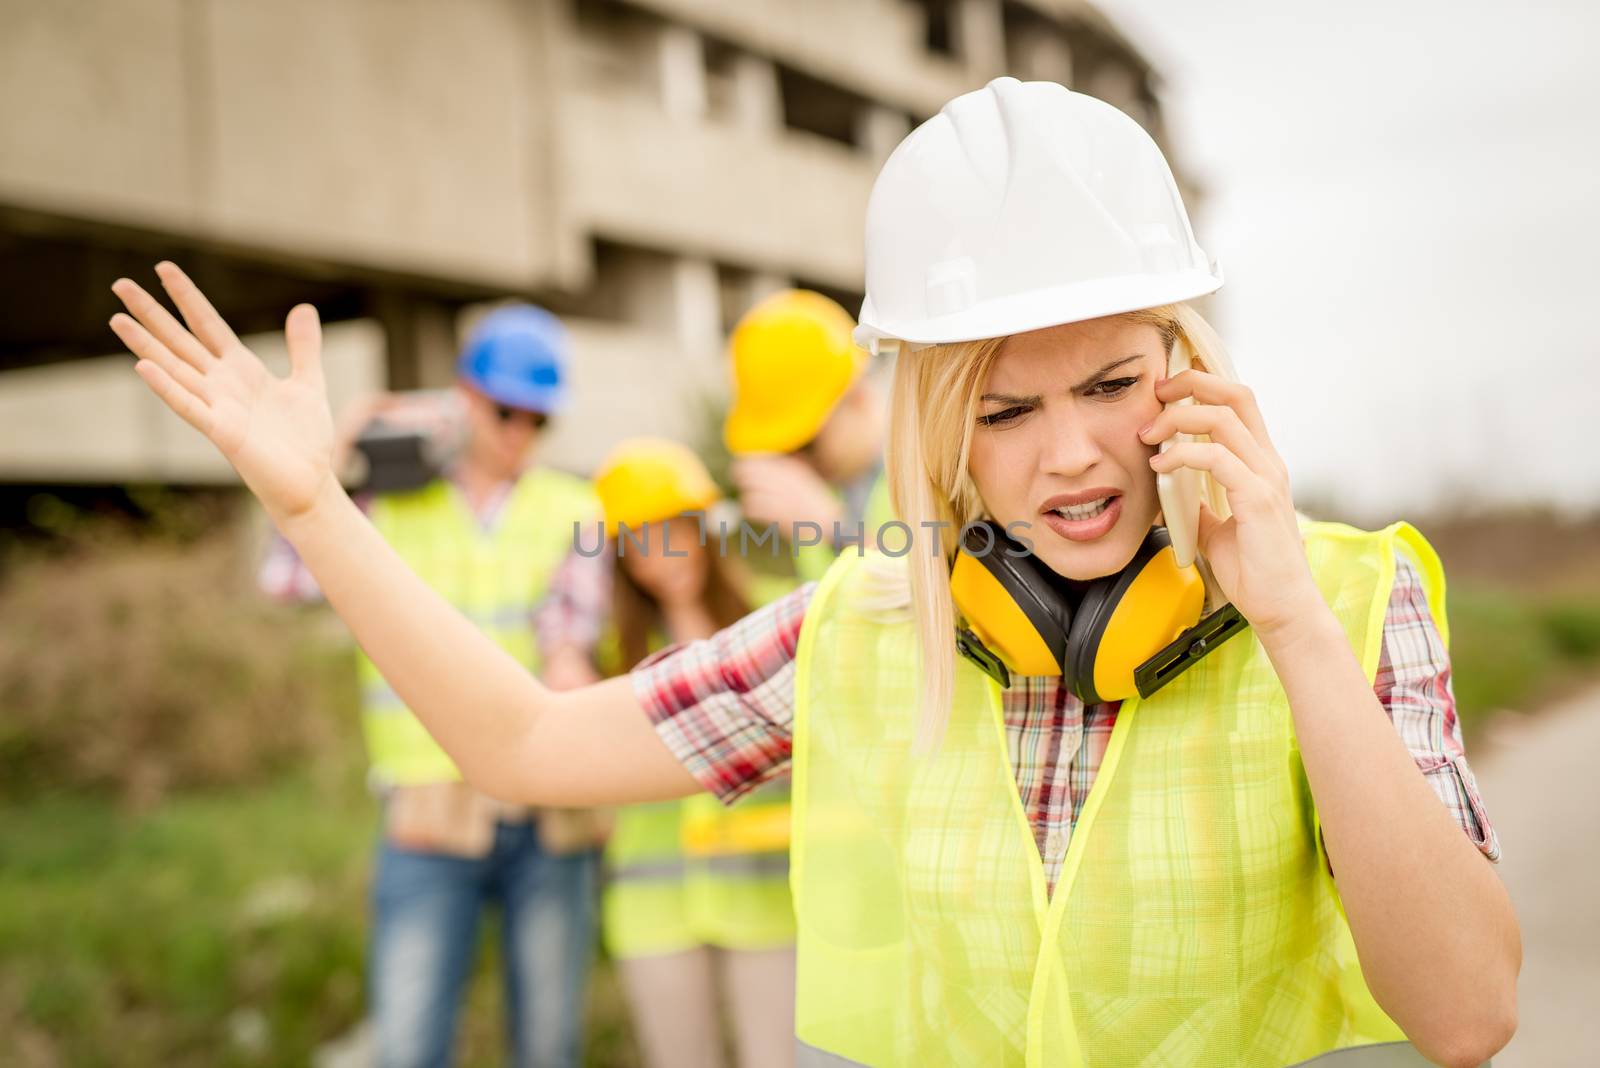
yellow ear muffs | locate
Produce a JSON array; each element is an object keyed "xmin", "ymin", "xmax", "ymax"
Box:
[
  {"xmin": 949, "ymin": 522, "xmax": 1069, "ymax": 679},
  {"xmin": 951, "ymin": 521, "xmax": 1247, "ymax": 700},
  {"xmin": 1066, "ymin": 528, "xmax": 1206, "ymax": 704}
]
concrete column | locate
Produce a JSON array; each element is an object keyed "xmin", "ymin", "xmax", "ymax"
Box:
[
  {"xmin": 856, "ymin": 104, "xmax": 912, "ymax": 168},
  {"xmin": 1085, "ymin": 63, "xmax": 1144, "ymax": 121},
  {"xmin": 657, "ymin": 23, "xmax": 707, "ymax": 121},
  {"xmin": 953, "ymin": 0, "xmax": 1005, "ymax": 80},
  {"xmin": 729, "ymin": 52, "xmax": 782, "ymax": 134},
  {"xmin": 745, "ymin": 271, "xmax": 789, "ymax": 306},
  {"xmin": 374, "ymin": 292, "xmax": 458, "ymax": 391},
  {"xmin": 670, "ymin": 256, "xmax": 723, "ymax": 363},
  {"xmin": 1014, "ymin": 29, "xmax": 1074, "ymax": 86}
]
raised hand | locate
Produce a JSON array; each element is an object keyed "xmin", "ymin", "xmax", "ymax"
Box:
[{"xmin": 110, "ymin": 263, "xmax": 339, "ymax": 525}]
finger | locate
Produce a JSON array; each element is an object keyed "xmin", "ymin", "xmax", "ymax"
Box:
[
  {"xmin": 154, "ymin": 261, "xmax": 242, "ymax": 356},
  {"xmin": 1196, "ymin": 499, "xmax": 1224, "ymax": 549},
  {"xmin": 110, "ymin": 312, "xmax": 209, "ymax": 398},
  {"xmin": 132, "ymin": 359, "xmax": 212, "ymax": 436},
  {"xmin": 1154, "ymin": 371, "xmax": 1275, "ymax": 450},
  {"xmin": 1140, "ymin": 403, "xmax": 1282, "ymax": 481},
  {"xmin": 1149, "ymin": 440, "xmax": 1262, "ymax": 499},
  {"xmin": 285, "ymin": 303, "xmax": 323, "ymax": 384},
  {"xmin": 110, "ymin": 278, "xmax": 217, "ymax": 372}
]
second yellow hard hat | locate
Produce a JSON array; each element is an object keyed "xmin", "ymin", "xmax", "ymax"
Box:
[{"xmin": 723, "ymin": 290, "xmax": 866, "ymax": 455}]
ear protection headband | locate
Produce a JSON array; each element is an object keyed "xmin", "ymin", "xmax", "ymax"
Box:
[{"xmin": 949, "ymin": 521, "xmax": 1246, "ymax": 702}]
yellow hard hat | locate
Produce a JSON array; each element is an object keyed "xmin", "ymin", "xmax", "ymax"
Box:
[
  {"xmin": 595, "ymin": 437, "xmax": 720, "ymax": 537},
  {"xmin": 723, "ymin": 290, "xmax": 866, "ymax": 455}
]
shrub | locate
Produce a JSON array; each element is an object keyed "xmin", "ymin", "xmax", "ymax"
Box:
[{"xmin": 0, "ymin": 511, "xmax": 356, "ymax": 805}]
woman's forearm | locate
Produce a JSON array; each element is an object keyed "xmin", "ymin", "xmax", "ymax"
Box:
[
  {"xmin": 278, "ymin": 480, "xmax": 699, "ymax": 805},
  {"xmin": 279, "ymin": 479, "xmax": 558, "ymax": 794},
  {"xmin": 1257, "ymin": 609, "xmax": 1519, "ymax": 1066}
]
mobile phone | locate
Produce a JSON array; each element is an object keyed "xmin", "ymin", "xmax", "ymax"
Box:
[{"xmin": 1156, "ymin": 336, "xmax": 1203, "ymax": 569}]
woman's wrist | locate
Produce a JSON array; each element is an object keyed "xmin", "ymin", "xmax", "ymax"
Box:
[
  {"xmin": 1251, "ymin": 590, "xmax": 1344, "ymax": 659},
  {"xmin": 273, "ymin": 472, "xmax": 353, "ymax": 546}
]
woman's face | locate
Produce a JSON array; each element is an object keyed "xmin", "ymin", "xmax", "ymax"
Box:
[
  {"xmin": 966, "ymin": 316, "xmax": 1166, "ymax": 581},
  {"xmin": 619, "ymin": 516, "xmax": 710, "ymax": 605}
]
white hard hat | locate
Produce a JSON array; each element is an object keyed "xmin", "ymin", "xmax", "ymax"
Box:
[{"xmin": 855, "ymin": 77, "xmax": 1222, "ymax": 352}]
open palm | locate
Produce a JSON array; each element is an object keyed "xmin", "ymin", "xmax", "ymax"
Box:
[{"xmin": 110, "ymin": 263, "xmax": 337, "ymax": 524}]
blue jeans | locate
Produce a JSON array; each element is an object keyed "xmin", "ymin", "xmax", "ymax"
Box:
[{"xmin": 370, "ymin": 820, "xmax": 599, "ymax": 1068}]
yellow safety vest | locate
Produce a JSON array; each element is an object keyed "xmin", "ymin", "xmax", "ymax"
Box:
[
  {"xmin": 601, "ymin": 633, "xmax": 797, "ymax": 956},
  {"xmin": 360, "ymin": 471, "xmax": 597, "ymax": 786},
  {"xmin": 791, "ymin": 521, "xmax": 1452, "ymax": 1067},
  {"xmin": 603, "ymin": 781, "xmax": 798, "ymax": 958}
]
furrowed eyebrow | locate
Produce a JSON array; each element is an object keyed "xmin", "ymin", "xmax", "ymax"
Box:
[
  {"xmin": 1070, "ymin": 354, "xmax": 1145, "ymax": 392},
  {"xmin": 980, "ymin": 354, "xmax": 1148, "ymax": 406}
]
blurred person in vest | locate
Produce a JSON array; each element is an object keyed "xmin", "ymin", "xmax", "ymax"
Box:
[
  {"xmin": 725, "ymin": 290, "xmax": 894, "ymax": 603},
  {"xmin": 590, "ymin": 437, "xmax": 795, "ymax": 1068},
  {"xmin": 257, "ymin": 304, "xmax": 606, "ymax": 1068},
  {"xmin": 116, "ymin": 78, "xmax": 1520, "ymax": 1068}
]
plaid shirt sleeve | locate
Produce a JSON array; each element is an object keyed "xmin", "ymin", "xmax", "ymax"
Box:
[
  {"xmin": 630, "ymin": 583, "xmax": 813, "ymax": 803},
  {"xmin": 533, "ymin": 547, "xmax": 611, "ymax": 661},
  {"xmin": 1377, "ymin": 554, "xmax": 1501, "ymax": 862}
]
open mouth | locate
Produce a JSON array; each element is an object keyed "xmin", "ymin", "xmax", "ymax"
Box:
[
  {"xmin": 1038, "ymin": 491, "xmax": 1124, "ymax": 543},
  {"xmin": 1050, "ymin": 496, "xmax": 1115, "ymax": 521}
]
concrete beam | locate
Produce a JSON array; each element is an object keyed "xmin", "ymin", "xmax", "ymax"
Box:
[{"xmin": 0, "ymin": 320, "xmax": 385, "ymax": 483}]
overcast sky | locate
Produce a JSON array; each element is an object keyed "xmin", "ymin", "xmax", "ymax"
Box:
[{"xmin": 1094, "ymin": 0, "xmax": 1599, "ymax": 520}]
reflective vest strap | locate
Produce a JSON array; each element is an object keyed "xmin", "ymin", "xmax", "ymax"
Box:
[
  {"xmin": 794, "ymin": 1038, "xmax": 1449, "ymax": 1068},
  {"xmin": 794, "ymin": 1039, "xmax": 868, "ymax": 1067},
  {"xmin": 1288, "ymin": 1042, "xmax": 1467, "ymax": 1067},
  {"xmin": 608, "ymin": 853, "xmax": 791, "ymax": 884},
  {"xmin": 606, "ymin": 859, "xmax": 685, "ymax": 884},
  {"xmin": 681, "ymin": 800, "xmax": 793, "ymax": 856}
]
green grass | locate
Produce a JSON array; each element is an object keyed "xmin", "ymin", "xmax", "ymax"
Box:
[
  {"xmin": 0, "ymin": 765, "xmax": 642, "ymax": 1068},
  {"xmin": 0, "ymin": 770, "xmax": 371, "ymax": 1067},
  {"xmin": 1447, "ymin": 581, "xmax": 1600, "ymax": 733}
]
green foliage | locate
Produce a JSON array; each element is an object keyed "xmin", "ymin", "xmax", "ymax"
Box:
[
  {"xmin": 1540, "ymin": 600, "xmax": 1600, "ymax": 660},
  {"xmin": 0, "ymin": 508, "xmax": 639, "ymax": 1066},
  {"xmin": 0, "ymin": 772, "xmax": 371, "ymax": 1067},
  {"xmin": 0, "ymin": 509, "xmax": 355, "ymax": 804},
  {"xmin": 1448, "ymin": 581, "xmax": 1600, "ymax": 733},
  {"xmin": 0, "ymin": 766, "xmax": 641, "ymax": 1067}
]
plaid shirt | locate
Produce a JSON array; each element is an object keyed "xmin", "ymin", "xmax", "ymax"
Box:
[
  {"xmin": 258, "ymin": 476, "xmax": 610, "ymax": 661},
  {"xmin": 633, "ymin": 554, "xmax": 1499, "ymax": 892}
]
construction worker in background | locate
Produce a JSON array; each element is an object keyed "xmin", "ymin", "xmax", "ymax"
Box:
[
  {"xmin": 724, "ymin": 290, "xmax": 893, "ymax": 602},
  {"xmin": 591, "ymin": 438, "xmax": 795, "ymax": 1068},
  {"xmin": 257, "ymin": 304, "xmax": 606, "ymax": 1068}
]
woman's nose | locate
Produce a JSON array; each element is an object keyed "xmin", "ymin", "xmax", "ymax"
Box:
[{"xmin": 1038, "ymin": 406, "xmax": 1103, "ymax": 478}]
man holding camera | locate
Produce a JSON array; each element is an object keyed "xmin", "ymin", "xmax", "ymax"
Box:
[{"xmin": 259, "ymin": 304, "xmax": 605, "ymax": 1068}]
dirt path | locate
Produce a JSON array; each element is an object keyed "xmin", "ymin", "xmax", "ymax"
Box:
[{"xmin": 1472, "ymin": 684, "xmax": 1600, "ymax": 1066}]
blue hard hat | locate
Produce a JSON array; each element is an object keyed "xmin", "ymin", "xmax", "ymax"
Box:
[{"xmin": 456, "ymin": 304, "xmax": 569, "ymax": 415}]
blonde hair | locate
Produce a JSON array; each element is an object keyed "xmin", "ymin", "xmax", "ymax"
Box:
[{"xmin": 886, "ymin": 303, "xmax": 1239, "ymax": 749}]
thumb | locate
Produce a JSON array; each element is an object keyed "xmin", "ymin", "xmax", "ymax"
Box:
[{"xmin": 285, "ymin": 303, "xmax": 323, "ymax": 382}]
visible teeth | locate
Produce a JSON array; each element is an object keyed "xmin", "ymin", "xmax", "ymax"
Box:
[{"xmin": 1054, "ymin": 497, "xmax": 1111, "ymax": 521}]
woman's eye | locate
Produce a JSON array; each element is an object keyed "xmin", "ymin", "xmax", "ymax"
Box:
[
  {"xmin": 1088, "ymin": 376, "xmax": 1140, "ymax": 398},
  {"xmin": 977, "ymin": 405, "xmax": 1029, "ymax": 427}
]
